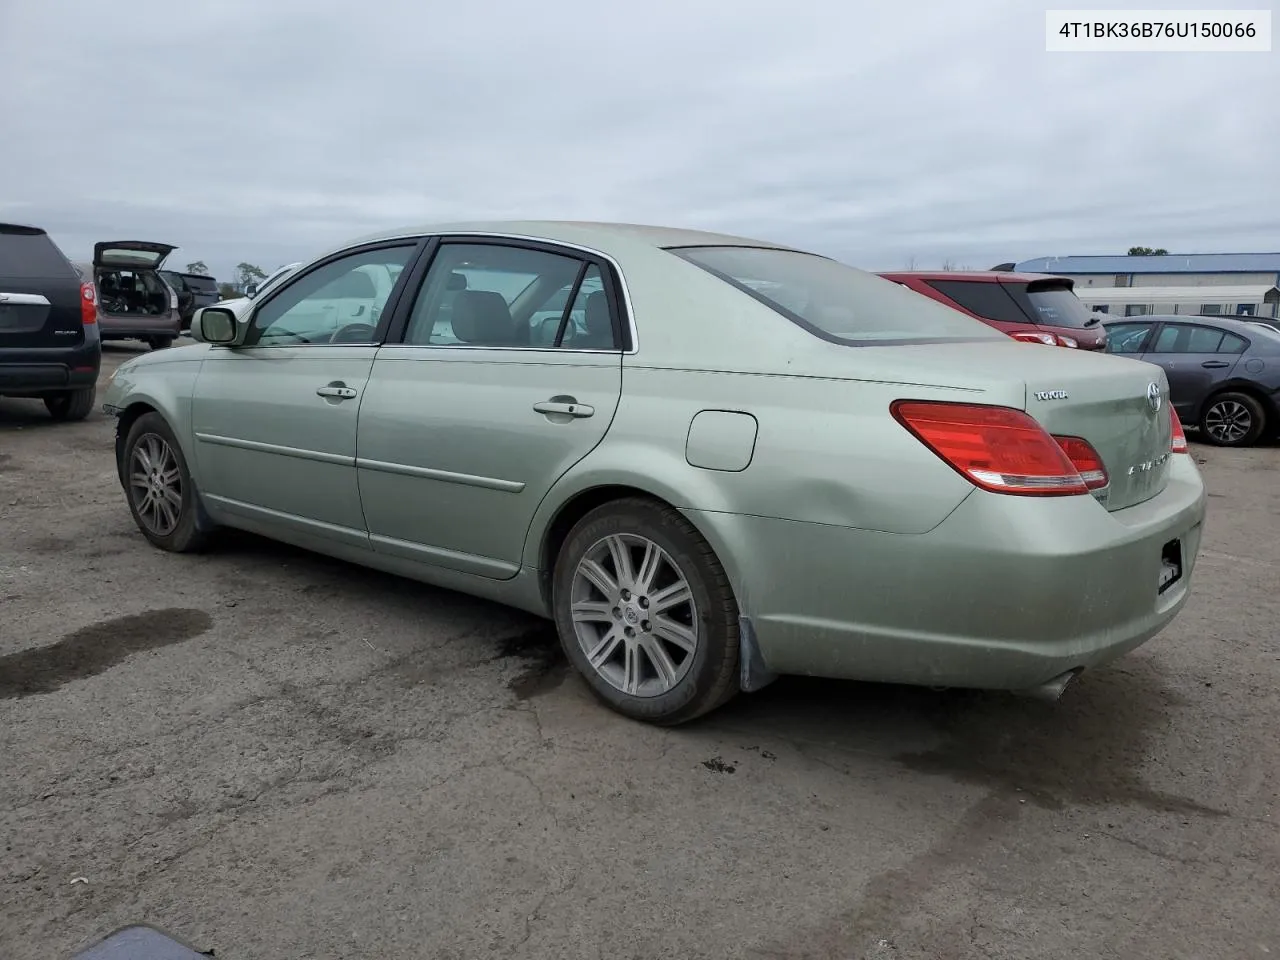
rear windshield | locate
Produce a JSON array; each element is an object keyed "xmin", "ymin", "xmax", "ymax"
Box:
[
  {"xmin": 183, "ymin": 275, "xmax": 219, "ymax": 293},
  {"xmin": 0, "ymin": 226, "xmax": 77, "ymax": 280},
  {"xmin": 671, "ymin": 246, "xmax": 1003, "ymax": 345},
  {"xmin": 1021, "ymin": 282, "xmax": 1095, "ymax": 329}
]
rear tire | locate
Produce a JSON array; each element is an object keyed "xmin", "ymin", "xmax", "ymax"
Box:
[
  {"xmin": 149, "ymin": 336, "xmax": 174, "ymax": 350},
  {"xmin": 551, "ymin": 497, "xmax": 739, "ymax": 725},
  {"xmin": 122, "ymin": 412, "xmax": 210, "ymax": 552},
  {"xmin": 1200, "ymin": 391, "xmax": 1265, "ymax": 447},
  {"xmin": 44, "ymin": 387, "xmax": 95, "ymax": 422}
]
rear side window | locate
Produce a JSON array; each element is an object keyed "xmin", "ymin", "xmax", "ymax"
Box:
[
  {"xmin": 0, "ymin": 226, "xmax": 77, "ymax": 280},
  {"xmin": 672, "ymin": 247, "xmax": 1002, "ymax": 345},
  {"xmin": 924, "ymin": 280, "xmax": 1028, "ymax": 325}
]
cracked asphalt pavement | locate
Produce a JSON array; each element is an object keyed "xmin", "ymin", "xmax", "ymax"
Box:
[{"xmin": 2, "ymin": 344, "xmax": 1278, "ymax": 959}]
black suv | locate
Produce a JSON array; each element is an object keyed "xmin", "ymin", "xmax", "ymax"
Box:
[
  {"xmin": 0, "ymin": 223, "xmax": 102, "ymax": 421},
  {"xmin": 160, "ymin": 270, "xmax": 220, "ymax": 329}
]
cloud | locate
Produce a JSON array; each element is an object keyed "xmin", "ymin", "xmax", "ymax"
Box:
[{"xmin": 1, "ymin": 0, "xmax": 1275, "ymax": 278}]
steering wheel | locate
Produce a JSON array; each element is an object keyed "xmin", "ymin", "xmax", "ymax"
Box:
[{"xmin": 332, "ymin": 322, "xmax": 378, "ymax": 344}]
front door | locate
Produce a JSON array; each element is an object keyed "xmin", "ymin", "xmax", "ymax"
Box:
[
  {"xmin": 191, "ymin": 242, "xmax": 420, "ymax": 548},
  {"xmin": 356, "ymin": 239, "xmax": 625, "ymax": 579}
]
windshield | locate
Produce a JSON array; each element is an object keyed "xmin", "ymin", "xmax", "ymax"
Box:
[
  {"xmin": 672, "ymin": 246, "xmax": 1003, "ymax": 344},
  {"xmin": 1022, "ymin": 283, "xmax": 1096, "ymax": 329}
]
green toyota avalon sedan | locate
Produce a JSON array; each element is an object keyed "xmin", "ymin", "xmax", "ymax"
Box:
[{"xmin": 101, "ymin": 221, "xmax": 1206, "ymax": 724}]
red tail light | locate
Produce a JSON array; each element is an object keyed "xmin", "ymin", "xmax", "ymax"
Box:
[
  {"xmin": 890, "ymin": 400, "xmax": 1090, "ymax": 496},
  {"xmin": 1010, "ymin": 331, "xmax": 1057, "ymax": 345},
  {"xmin": 1054, "ymin": 436, "xmax": 1108, "ymax": 489},
  {"xmin": 1170, "ymin": 405, "xmax": 1188, "ymax": 453},
  {"xmin": 80, "ymin": 281, "xmax": 97, "ymax": 325}
]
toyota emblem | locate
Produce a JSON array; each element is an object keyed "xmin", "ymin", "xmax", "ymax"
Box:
[{"xmin": 1147, "ymin": 382, "xmax": 1162, "ymax": 413}]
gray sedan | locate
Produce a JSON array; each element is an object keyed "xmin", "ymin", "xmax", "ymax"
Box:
[{"xmin": 1104, "ymin": 314, "xmax": 1280, "ymax": 446}]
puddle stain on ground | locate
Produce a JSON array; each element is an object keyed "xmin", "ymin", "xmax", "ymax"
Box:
[
  {"xmin": 891, "ymin": 672, "xmax": 1228, "ymax": 818},
  {"xmin": 492, "ymin": 623, "xmax": 568, "ymax": 700},
  {"xmin": 0, "ymin": 608, "xmax": 212, "ymax": 699}
]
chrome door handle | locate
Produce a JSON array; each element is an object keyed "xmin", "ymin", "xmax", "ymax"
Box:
[
  {"xmin": 316, "ymin": 384, "xmax": 358, "ymax": 399},
  {"xmin": 533, "ymin": 399, "xmax": 595, "ymax": 418}
]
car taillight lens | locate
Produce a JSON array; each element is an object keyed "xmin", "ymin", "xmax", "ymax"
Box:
[
  {"xmin": 890, "ymin": 400, "xmax": 1090, "ymax": 496},
  {"xmin": 1010, "ymin": 331, "xmax": 1058, "ymax": 345},
  {"xmin": 80, "ymin": 281, "xmax": 97, "ymax": 325},
  {"xmin": 1170, "ymin": 406, "xmax": 1188, "ymax": 453},
  {"xmin": 1057, "ymin": 335, "xmax": 1079, "ymax": 348},
  {"xmin": 1054, "ymin": 436, "xmax": 1108, "ymax": 489}
]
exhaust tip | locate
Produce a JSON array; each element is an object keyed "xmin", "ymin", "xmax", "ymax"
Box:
[{"xmin": 1018, "ymin": 669, "xmax": 1082, "ymax": 703}]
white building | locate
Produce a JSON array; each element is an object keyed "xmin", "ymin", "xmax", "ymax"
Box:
[{"xmin": 1004, "ymin": 253, "xmax": 1280, "ymax": 319}]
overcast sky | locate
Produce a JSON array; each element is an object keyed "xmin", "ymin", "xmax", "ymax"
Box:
[{"xmin": 1, "ymin": 0, "xmax": 1276, "ymax": 281}]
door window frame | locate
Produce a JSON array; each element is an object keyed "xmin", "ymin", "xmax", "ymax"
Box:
[
  {"xmin": 381, "ymin": 234, "xmax": 636, "ymax": 353},
  {"xmin": 238, "ymin": 239, "xmax": 428, "ymax": 349}
]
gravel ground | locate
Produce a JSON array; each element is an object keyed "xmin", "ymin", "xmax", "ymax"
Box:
[{"xmin": 2, "ymin": 343, "xmax": 1278, "ymax": 960}]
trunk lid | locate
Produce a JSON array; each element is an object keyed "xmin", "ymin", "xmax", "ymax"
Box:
[
  {"xmin": 851, "ymin": 341, "xmax": 1174, "ymax": 512},
  {"xmin": 0, "ymin": 225, "xmax": 85, "ymax": 349},
  {"xmin": 94, "ymin": 240, "xmax": 177, "ymax": 269}
]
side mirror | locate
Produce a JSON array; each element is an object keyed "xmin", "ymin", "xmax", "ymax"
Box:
[
  {"xmin": 245, "ymin": 282, "xmax": 260, "ymax": 298},
  {"xmin": 190, "ymin": 307, "xmax": 238, "ymax": 345}
]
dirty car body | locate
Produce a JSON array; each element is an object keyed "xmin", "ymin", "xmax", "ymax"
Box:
[{"xmin": 101, "ymin": 221, "xmax": 1207, "ymax": 724}]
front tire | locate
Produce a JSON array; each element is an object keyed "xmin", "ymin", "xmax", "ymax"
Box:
[
  {"xmin": 552, "ymin": 497, "xmax": 740, "ymax": 725},
  {"xmin": 122, "ymin": 412, "xmax": 210, "ymax": 552},
  {"xmin": 1200, "ymin": 391, "xmax": 1265, "ymax": 447},
  {"xmin": 44, "ymin": 387, "xmax": 95, "ymax": 422},
  {"xmin": 149, "ymin": 336, "xmax": 174, "ymax": 350}
]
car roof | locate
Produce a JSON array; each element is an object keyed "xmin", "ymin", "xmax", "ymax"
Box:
[
  {"xmin": 1103, "ymin": 314, "xmax": 1268, "ymax": 335},
  {"xmin": 332, "ymin": 220, "xmax": 806, "ymax": 260},
  {"xmin": 879, "ymin": 270, "xmax": 1068, "ymax": 283}
]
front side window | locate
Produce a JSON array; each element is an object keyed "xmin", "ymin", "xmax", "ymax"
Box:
[
  {"xmin": 673, "ymin": 247, "xmax": 1003, "ymax": 344},
  {"xmin": 249, "ymin": 246, "xmax": 414, "ymax": 346},
  {"xmin": 403, "ymin": 243, "xmax": 617, "ymax": 349},
  {"xmin": 1103, "ymin": 323, "xmax": 1152, "ymax": 353}
]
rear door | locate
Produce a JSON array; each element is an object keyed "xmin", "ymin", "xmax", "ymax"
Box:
[
  {"xmin": 356, "ymin": 238, "xmax": 624, "ymax": 579},
  {"xmin": 1139, "ymin": 322, "xmax": 1246, "ymax": 418},
  {"xmin": 0, "ymin": 225, "xmax": 85, "ymax": 351}
]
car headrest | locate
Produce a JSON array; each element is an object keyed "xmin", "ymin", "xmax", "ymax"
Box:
[
  {"xmin": 451, "ymin": 290, "xmax": 514, "ymax": 345},
  {"xmin": 447, "ymin": 271, "xmax": 468, "ymax": 291}
]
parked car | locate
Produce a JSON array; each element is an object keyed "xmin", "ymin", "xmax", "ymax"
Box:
[
  {"xmin": 159, "ymin": 270, "xmax": 220, "ymax": 330},
  {"xmin": 72, "ymin": 241, "xmax": 182, "ymax": 351},
  {"xmin": 209, "ymin": 262, "xmax": 302, "ymax": 320},
  {"xmin": 103, "ymin": 221, "xmax": 1205, "ymax": 724},
  {"xmin": 879, "ymin": 271, "xmax": 1106, "ymax": 350},
  {"xmin": 0, "ymin": 222, "xmax": 101, "ymax": 421},
  {"xmin": 1104, "ymin": 314, "xmax": 1280, "ymax": 447}
]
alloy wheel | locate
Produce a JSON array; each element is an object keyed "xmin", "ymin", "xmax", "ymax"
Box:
[
  {"xmin": 129, "ymin": 433, "xmax": 183, "ymax": 536},
  {"xmin": 1205, "ymin": 400, "xmax": 1252, "ymax": 444},
  {"xmin": 569, "ymin": 533, "xmax": 699, "ymax": 697}
]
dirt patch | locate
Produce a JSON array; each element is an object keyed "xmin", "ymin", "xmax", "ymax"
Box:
[
  {"xmin": 492, "ymin": 623, "xmax": 568, "ymax": 700},
  {"xmin": 0, "ymin": 608, "xmax": 212, "ymax": 699},
  {"xmin": 893, "ymin": 662, "xmax": 1228, "ymax": 818}
]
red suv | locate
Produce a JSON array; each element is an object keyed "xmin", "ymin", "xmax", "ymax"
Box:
[{"xmin": 877, "ymin": 271, "xmax": 1106, "ymax": 350}]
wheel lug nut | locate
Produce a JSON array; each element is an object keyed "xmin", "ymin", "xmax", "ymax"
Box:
[
  {"xmin": 612, "ymin": 607, "xmax": 621, "ymax": 619},
  {"xmin": 641, "ymin": 620, "xmax": 651, "ymax": 632},
  {"xmin": 621, "ymin": 589, "xmax": 631, "ymax": 601},
  {"xmin": 624, "ymin": 626, "xmax": 635, "ymax": 637},
  {"xmin": 638, "ymin": 597, "xmax": 649, "ymax": 608}
]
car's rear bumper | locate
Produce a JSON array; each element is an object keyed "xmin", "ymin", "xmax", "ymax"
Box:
[
  {"xmin": 687, "ymin": 453, "xmax": 1207, "ymax": 692},
  {"xmin": 99, "ymin": 315, "xmax": 180, "ymax": 339},
  {"xmin": 0, "ymin": 341, "xmax": 100, "ymax": 396}
]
